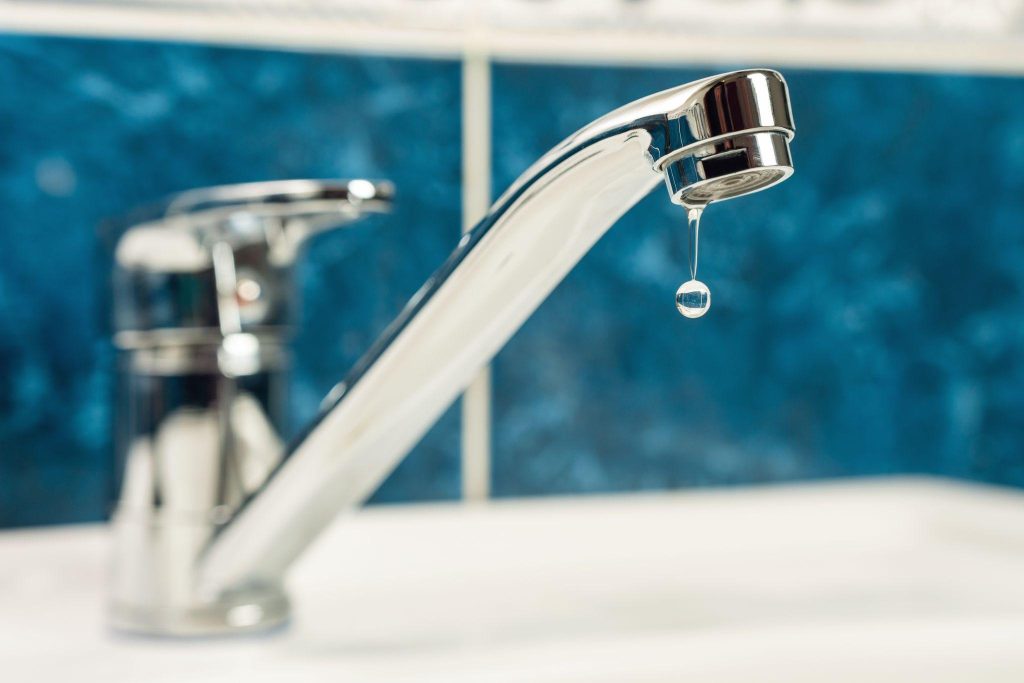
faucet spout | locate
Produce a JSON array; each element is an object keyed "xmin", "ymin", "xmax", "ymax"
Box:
[{"xmin": 199, "ymin": 69, "xmax": 796, "ymax": 605}]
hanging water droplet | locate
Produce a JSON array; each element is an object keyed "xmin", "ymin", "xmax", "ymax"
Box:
[{"xmin": 676, "ymin": 279, "xmax": 711, "ymax": 318}]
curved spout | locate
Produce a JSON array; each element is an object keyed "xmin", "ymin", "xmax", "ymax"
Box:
[{"xmin": 200, "ymin": 69, "xmax": 796, "ymax": 594}]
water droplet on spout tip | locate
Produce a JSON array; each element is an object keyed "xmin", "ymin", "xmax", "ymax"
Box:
[{"xmin": 676, "ymin": 279, "xmax": 711, "ymax": 318}]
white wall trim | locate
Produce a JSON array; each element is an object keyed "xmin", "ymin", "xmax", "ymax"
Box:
[{"xmin": 2, "ymin": 2, "xmax": 1024, "ymax": 75}]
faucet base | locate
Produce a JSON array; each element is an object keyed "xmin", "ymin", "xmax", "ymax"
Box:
[{"xmin": 109, "ymin": 587, "xmax": 290, "ymax": 637}]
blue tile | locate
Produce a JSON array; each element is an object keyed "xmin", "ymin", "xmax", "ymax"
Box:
[
  {"xmin": 0, "ymin": 34, "xmax": 463, "ymax": 526},
  {"xmin": 491, "ymin": 64, "xmax": 1024, "ymax": 496},
  {"xmin": 4, "ymin": 39, "xmax": 1024, "ymax": 526}
]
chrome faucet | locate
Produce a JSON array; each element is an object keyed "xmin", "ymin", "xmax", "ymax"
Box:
[{"xmin": 109, "ymin": 69, "xmax": 795, "ymax": 636}]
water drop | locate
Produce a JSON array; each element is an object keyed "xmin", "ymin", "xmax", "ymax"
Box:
[{"xmin": 676, "ymin": 279, "xmax": 711, "ymax": 318}]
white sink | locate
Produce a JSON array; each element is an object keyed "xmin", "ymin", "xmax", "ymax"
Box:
[{"xmin": 4, "ymin": 477, "xmax": 1024, "ymax": 682}]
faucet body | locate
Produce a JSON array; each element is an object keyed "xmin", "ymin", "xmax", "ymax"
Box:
[
  {"xmin": 110, "ymin": 70, "xmax": 795, "ymax": 635},
  {"xmin": 107, "ymin": 180, "xmax": 394, "ymax": 634}
]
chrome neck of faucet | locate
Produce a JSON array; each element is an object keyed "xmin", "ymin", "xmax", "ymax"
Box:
[
  {"xmin": 201, "ymin": 69, "xmax": 795, "ymax": 594},
  {"xmin": 110, "ymin": 69, "xmax": 795, "ymax": 636}
]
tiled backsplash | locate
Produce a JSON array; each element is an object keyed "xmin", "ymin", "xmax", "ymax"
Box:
[
  {"xmin": 491, "ymin": 65, "xmax": 1024, "ymax": 495},
  {"xmin": 0, "ymin": 35, "xmax": 462, "ymax": 526},
  {"xmin": 1, "ymin": 35, "xmax": 1023, "ymax": 527}
]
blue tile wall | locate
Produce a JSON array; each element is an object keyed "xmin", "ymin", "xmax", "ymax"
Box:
[
  {"xmin": 0, "ymin": 35, "xmax": 463, "ymax": 527},
  {"xmin": 491, "ymin": 64, "xmax": 1024, "ymax": 496},
  {"xmin": 2, "ymin": 34, "xmax": 1023, "ymax": 528}
]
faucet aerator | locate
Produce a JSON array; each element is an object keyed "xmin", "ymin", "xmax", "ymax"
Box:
[{"xmin": 659, "ymin": 130, "xmax": 794, "ymax": 207}]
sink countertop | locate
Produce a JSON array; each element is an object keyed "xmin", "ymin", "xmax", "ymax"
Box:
[{"xmin": 3, "ymin": 477, "xmax": 1024, "ymax": 682}]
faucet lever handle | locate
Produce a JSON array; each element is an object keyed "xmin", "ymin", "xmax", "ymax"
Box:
[{"xmin": 109, "ymin": 178, "xmax": 394, "ymax": 338}]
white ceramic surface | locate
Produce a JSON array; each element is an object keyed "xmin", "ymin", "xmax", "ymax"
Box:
[{"xmin": 3, "ymin": 477, "xmax": 1024, "ymax": 682}]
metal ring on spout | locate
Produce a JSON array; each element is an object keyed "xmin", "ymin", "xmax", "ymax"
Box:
[{"xmin": 657, "ymin": 130, "xmax": 794, "ymax": 206}]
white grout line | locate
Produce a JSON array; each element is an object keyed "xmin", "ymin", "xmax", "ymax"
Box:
[
  {"xmin": 459, "ymin": 47, "xmax": 493, "ymax": 503},
  {"xmin": 461, "ymin": 366, "xmax": 492, "ymax": 502}
]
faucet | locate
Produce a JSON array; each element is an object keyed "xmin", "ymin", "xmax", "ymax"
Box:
[{"xmin": 109, "ymin": 69, "xmax": 795, "ymax": 636}]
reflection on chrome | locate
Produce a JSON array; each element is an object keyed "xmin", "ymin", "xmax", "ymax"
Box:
[
  {"xmin": 107, "ymin": 180, "xmax": 394, "ymax": 635},
  {"xmin": 110, "ymin": 70, "xmax": 796, "ymax": 636}
]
